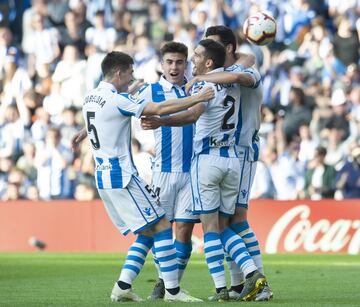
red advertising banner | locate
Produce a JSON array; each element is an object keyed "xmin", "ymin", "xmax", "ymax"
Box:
[{"xmin": 0, "ymin": 200, "xmax": 359, "ymax": 254}]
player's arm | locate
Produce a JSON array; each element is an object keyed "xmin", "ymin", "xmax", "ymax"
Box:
[
  {"xmin": 189, "ymin": 71, "xmax": 255, "ymax": 88},
  {"xmin": 141, "ymin": 103, "xmax": 205, "ymax": 129},
  {"xmin": 71, "ymin": 128, "xmax": 87, "ymax": 151},
  {"xmin": 141, "ymin": 86, "xmax": 213, "ymax": 116}
]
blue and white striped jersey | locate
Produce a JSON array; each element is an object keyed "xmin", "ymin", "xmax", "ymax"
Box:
[
  {"xmin": 138, "ymin": 76, "xmax": 193, "ymax": 173},
  {"xmin": 226, "ymin": 64, "xmax": 262, "ymax": 161},
  {"xmin": 191, "ymin": 67, "xmax": 240, "ymax": 158},
  {"xmin": 82, "ymin": 81, "xmax": 148, "ymax": 189}
]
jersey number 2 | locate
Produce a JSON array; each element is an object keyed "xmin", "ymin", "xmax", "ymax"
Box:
[
  {"xmin": 221, "ymin": 95, "xmax": 235, "ymax": 130},
  {"xmin": 86, "ymin": 111, "xmax": 100, "ymax": 150}
]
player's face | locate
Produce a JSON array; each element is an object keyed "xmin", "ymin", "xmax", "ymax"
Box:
[
  {"xmin": 191, "ymin": 45, "xmax": 207, "ymax": 76},
  {"xmin": 119, "ymin": 65, "xmax": 134, "ymax": 92},
  {"xmin": 161, "ymin": 53, "xmax": 187, "ymax": 86}
]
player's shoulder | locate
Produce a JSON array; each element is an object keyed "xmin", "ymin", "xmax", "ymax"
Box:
[
  {"xmin": 226, "ymin": 63, "xmax": 245, "ymax": 73},
  {"xmin": 117, "ymin": 92, "xmax": 145, "ymax": 105}
]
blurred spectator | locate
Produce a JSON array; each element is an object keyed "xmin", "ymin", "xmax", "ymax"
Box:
[
  {"xmin": 283, "ymin": 87, "xmax": 312, "ymax": 142},
  {"xmin": 0, "ymin": 0, "xmax": 359, "ymax": 201},
  {"xmin": 336, "ymin": 146, "xmax": 360, "ymax": 199},
  {"xmin": 35, "ymin": 127, "xmax": 74, "ymax": 199},
  {"xmin": 303, "ymin": 146, "xmax": 336, "ymax": 200},
  {"xmin": 52, "ymin": 44, "xmax": 87, "ymax": 107}
]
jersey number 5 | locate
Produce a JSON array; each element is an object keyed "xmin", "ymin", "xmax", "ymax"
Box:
[
  {"xmin": 86, "ymin": 111, "xmax": 100, "ymax": 150},
  {"xmin": 221, "ymin": 95, "xmax": 235, "ymax": 130}
]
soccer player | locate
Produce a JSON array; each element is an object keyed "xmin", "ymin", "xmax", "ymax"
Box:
[
  {"xmin": 82, "ymin": 51, "xmax": 214, "ymax": 302},
  {"xmin": 185, "ymin": 25, "xmax": 272, "ymax": 301},
  {"xmin": 142, "ymin": 39, "xmax": 265, "ymax": 302},
  {"xmin": 133, "ymin": 42, "xmax": 201, "ymax": 299}
]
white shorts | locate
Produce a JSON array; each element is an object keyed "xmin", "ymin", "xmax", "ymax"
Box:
[
  {"xmin": 191, "ymin": 154, "xmax": 240, "ymax": 216},
  {"xmin": 98, "ymin": 175, "xmax": 165, "ymax": 235},
  {"xmin": 236, "ymin": 146, "xmax": 257, "ymax": 208},
  {"xmin": 152, "ymin": 172, "xmax": 200, "ymax": 223}
]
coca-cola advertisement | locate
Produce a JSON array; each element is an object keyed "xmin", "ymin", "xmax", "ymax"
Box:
[{"xmin": 0, "ymin": 200, "xmax": 359, "ymax": 253}]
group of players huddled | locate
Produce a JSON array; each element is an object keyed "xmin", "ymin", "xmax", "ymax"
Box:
[{"xmin": 73, "ymin": 25, "xmax": 273, "ymax": 303}]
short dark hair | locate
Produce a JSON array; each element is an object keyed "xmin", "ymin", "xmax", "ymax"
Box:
[
  {"xmin": 101, "ymin": 51, "xmax": 134, "ymax": 78},
  {"xmin": 198, "ymin": 39, "xmax": 226, "ymax": 69},
  {"xmin": 160, "ymin": 42, "xmax": 188, "ymax": 59},
  {"xmin": 205, "ymin": 25, "xmax": 237, "ymax": 54}
]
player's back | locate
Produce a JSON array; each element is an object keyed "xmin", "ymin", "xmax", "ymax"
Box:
[
  {"xmin": 226, "ymin": 64, "xmax": 263, "ymax": 160},
  {"xmin": 82, "ymin": 81, "xmax": 145, "ymax": 189},
  {"xmin": 192, "ymin": 68, "xmax": 240, "ymax": 157}
]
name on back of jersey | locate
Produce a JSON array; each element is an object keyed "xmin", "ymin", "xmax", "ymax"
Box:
[{"xmin": 84, "ymin": 94, "xmax": 106, "ymax": 108}]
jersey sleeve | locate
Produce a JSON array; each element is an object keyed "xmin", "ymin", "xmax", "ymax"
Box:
[
  {"xmin": 190, "ymin": 81, "xmax": 209, "ymax": 109},
  {"xmin": 226, "ymin": 64, "xmax": 261, "ymax": 88},
  {"xmin": 116, "ymin": 92, "xmax": 148, "ymax": 118}
]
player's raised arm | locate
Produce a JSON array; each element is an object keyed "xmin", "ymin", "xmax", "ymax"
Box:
[
  {"xmin": 141, "ymin": 103, "xmax": 205, "ymax": 129},
  {"xmin": 141, "ymin": 86, "xmax": 214, "ymax": 116},
  {"xmin": 185, "ymin": 68, "xmax": 259, "ymax": 94}
]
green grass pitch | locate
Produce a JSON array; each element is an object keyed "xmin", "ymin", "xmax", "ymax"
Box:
[{"xmin": 1, "ymin": 253, "xmax": 359, "ymax": 306}]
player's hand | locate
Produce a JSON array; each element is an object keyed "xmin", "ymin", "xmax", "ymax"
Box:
[
  {"xmin": 141, "ymin": 116, "xmax": 161, "ymax": 130},
  {"xmin": 128, "ymin": 79, "xmax": 145, "ymax": 95},
  {"xmin": 71, "ymin": 129, "xmax": 87, "ymax": 152},
  {"xmin": 194, "ymin": 86, "xmax": 215, "ymax": 102},
  {"xmin": 185, "ymin": 77, "xmax": 199, "ymax": 95}
]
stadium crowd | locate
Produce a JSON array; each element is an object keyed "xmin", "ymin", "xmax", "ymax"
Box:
[{"xmin": 0, "ymin": 0, "xmax": 359, "ymax": 201}]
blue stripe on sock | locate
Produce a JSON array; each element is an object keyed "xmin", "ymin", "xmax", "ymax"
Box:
[
  {"xmin": 129, "ymin": 246, "xmax": 147, "ymax": 257},
  {"xmin": 154, "ymin": 228, "xmax": 172, "ymax": 240},
  {"xmin": 174, "ymin": 240, "xmax": 192, "ymax": 254},
  {"xmin": 126, "ymin": 255, "xmax": 145, "ymax": 265},
  {"xmin": 245, "ymin": 241, "xmax": 259, "ymax": 248},
  {"xmin": 160, "ymin": 264, "xmax": 178, "ymax": 272},
  {"xmin": 154, "ymin": 245, "xmax": 175, "ymax": 253},
  {"xmin": 123, "ymin": 264, "xmax": 140, "ymax": 274},
  {"xmin": 206, "ymin": 254, "xmax": 224, "ymax": 264},
  {"xmin": 179, "ymin": 264, "xmax": 186, "ymax": 270},
  {"xmin": 157, "ymin": 253, "xmax": 177, "ymax": 263},
  {"xmin": 231, "ymin": 221, "xmax": 249, "ymax": 234},
  {"xmin": 209, "ymin": 266, "xmax": 224, "ymax": 274},
  {"xmin": 137, "ymin": 235, "xmax": 154, "ymax": 248},
  {"xmin": 249, "ymin": 250, "xmax": 261, "ymax": 256},
  {"xmin": 238, "ymin": 255, "xmax": 252, "ymax": 265},
  {"xmin": 204, "ymin": 232, "xmax": 220, "ymax": 241},
  {"xmin": 243, "ymin": 233, "xmax": 254, "ymax": 239},
  {"xmin": 204, "ymin": 244, "xmax": 223, "ymax": 254},
  {"xmin": 228, "ymin": 238, "xmax": 245, "ymax": 253},
  {"xmin": 230, "ymin": 247, "xmax": 248, "ymax": 262}
]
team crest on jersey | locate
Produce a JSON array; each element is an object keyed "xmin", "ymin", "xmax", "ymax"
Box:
[
  {"xmin": 241, "ymin": 189, "xmax": 248, "ymax": 198},
  {"xmin": 143, "ymin": 207, "xmax": 152, "ymax": 216}
]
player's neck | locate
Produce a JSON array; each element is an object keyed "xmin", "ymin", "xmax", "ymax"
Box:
[{"xmin": 224, "ymin": 54, "xmax": 236, "ymax": 68}]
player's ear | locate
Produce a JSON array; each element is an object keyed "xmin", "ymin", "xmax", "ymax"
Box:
[
  {"xmin": 205, "ymin": 58, "xmax": 213, "ymax": 69},
  {"xmin": 226, "ymin": 44, "xmax": 233, "ymax": 54}
]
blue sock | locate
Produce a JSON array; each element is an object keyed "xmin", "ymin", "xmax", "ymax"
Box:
[
  {"xmin": 119, "ymin": 235, "xmax": 153, "ymax": 285},
  {"xmin": 174, "ymin": 240, "xmax": 192, "ymax": 281},
  {"xmin": 220, "ymin": 227, "xmax": 257, "ymax": 277},
  {"xmin": 231, "ymin": 221, "xmax": 263, "ymax": 273},
  {"xmin": 204, "ymin": 232, "xmax": 226, "ymax": 289},
  {"xmin": 153, "ymin": 228, "xmax": 179, "ymax": 289}
]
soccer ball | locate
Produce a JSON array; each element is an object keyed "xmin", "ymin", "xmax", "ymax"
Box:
[{"xmin": 243, "ymin": 12, "xmax": 276, "ymax": 46}]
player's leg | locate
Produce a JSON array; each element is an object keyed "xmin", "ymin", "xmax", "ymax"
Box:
[
  {"xmin": 192, "ymin": 155, "xmax": 228, "ymax": 301},
  {"xmin": 219, "ymin": 156, "xmax": 266, "ymax": 301},
  {"xmin": 174, "ymin": 173, "xmax": 200, "ymax": 282},
  {"xmin": 148, "ymin": 172, "xmax": 176, "ymax": 300},
  {"xmin": 98, "ymin": 185, "xmax": 161, "ymax": 302}
]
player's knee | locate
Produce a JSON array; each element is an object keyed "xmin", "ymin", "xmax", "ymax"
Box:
[
  {"xmin": 152, "ymin": 216, "xmax": 172, "ymax": 233},
  {"xmin": 231, "ymin": 207, "xmax": 247, "ymax": 223},
  {"xmin": 200, "ymin": 213, "xmax": 219, "ymax": 233},
  {"xmin": 175, "ymin": 222, "xmax": 194, "ymax": 243}
]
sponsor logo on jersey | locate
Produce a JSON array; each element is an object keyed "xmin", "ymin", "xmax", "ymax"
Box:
[
  {"xmin": 143, "ymin": 207, "xmax": 152, "ymax": 216},
  {"xmin": 209, "ymin": 137, "xmax": 235, "ymax": 147}
]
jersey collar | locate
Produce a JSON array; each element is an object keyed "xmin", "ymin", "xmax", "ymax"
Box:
[
  {"xmin": 98, "ymin": 81, "xmax": 118, "ymax": 93},
  {"xmin": 159, "ymin": 75, "xmax": 187, "ymax": 91}
]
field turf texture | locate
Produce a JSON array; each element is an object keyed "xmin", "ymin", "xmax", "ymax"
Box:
[{"xmin": 1, "ymin": 253, "xmax": 359, "ymax": 306}]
